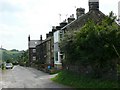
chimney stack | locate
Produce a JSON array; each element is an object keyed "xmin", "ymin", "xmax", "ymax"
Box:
[
  {"xmin": 56, "ymin": 26, "xmax": 61, "ymax": 30},
  {"xmin": 76, "ymin": 8, "xmax": 85, "ymax": 19},
  {"xmin": 46, "ymin": 33, "xmax": 49, "ymax": 38},
  {"xmin": 67, "ymin": 14, "xmax": 75, "ymax": 23},
  {"xmin": 40, "ymin": 35, "xmax": 42, "ymax": 41},
  {"xmin": 52, "ymin": 26, "xmax": 57, "ymax": 33},
  {"xmin": 28, "ymin": 35, "xmax": 30, "ymax": 41},
  {"xmin": 49, "ymin": 31, "xmax": 53, "ymax": 37},
  {"xmin": 60, "ymin": 20, "xmax": 67, "ymax": 27},
  {"xmin": 89, "ymin": 0, "xmax": 99, "ymax": 11}
]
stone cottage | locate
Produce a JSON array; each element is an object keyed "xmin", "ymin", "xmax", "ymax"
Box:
[
  {"xmin": 36, "ymin": 32, "xmax": 54, "ymax": 71},
  {"xmin": 28, "ymin": 35, "xmax": 41, "ymax": 66},
  {"xmin": 55, "ymin": 0, "xmax": 105, "ymax": 70}
]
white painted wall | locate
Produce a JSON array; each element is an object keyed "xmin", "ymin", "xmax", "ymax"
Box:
[
  {"xmin": 118, "ymin": 1, "xmax": 120, "ymax": 18},
  {"xmin": 54, "ymin": 30, "xmax": 61, "ymax": 64},
  {"xmin": 54, "ymin": 31, "xmax": 60, "ymax": 43},
  {"xmin": 89, "ymin": 0, "xmax": 99, "ymax": 2},
  {"xmin": 118, "ymin": 1, "xmax": 120, "ymax": 24}
]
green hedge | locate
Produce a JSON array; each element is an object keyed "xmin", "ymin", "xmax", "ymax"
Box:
[
  {"xmin": 60, "ymin": 12, "xmax": 120, "ymax": 78},
  {"xmin": 52, "ymin": 70, "xmax": 119, "ymax": 88}
]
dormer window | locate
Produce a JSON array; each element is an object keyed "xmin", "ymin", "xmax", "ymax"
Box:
[{"xmin": 35, "ymin": 42, "xmax": 37, "ymax": 45}]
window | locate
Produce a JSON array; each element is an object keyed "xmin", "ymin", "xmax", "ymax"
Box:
[
  {"xmin": 54, "ymin": 31, "xmax": 59, "ymax": 43},
  {"xmin": 55, "ymin": 52, "xmax": 58, "ymax": 61},
  {"xmin": 59, "ymin": 31, "xmax": 63, "ymax": 40},
  {"xmin": 35, "ymin": 42, "xmax": 37, "ymax": 45},
  {"xmin": 60, "ymin": 53, "xmax": 63, "ymax": 60},
  {"xmin": 33, "ymin": 57, "xmax": 36, "ymax": 61},
  {"xmin": 33, "ymin": 49, "xmax": 36, "ymax": 53}
]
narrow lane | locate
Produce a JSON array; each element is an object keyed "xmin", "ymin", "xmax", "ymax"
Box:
[
  {"xmin": 0, "ymin": 69, "xmax": 2, "ymax": 90},
  {"xmin": 1, "ymin": 65, "xmax": 69, "ymax": 88}
]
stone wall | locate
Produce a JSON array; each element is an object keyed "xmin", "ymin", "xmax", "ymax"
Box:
[{"xmin": 63, "ymin": 63, "xmax": 118, "ymax": 80}]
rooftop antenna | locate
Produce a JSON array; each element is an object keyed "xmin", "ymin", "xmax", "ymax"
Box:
[
  {"xmin": 66, "ymin": 14, "xmax": 68, "ymax": 19},
  {"xmin": 74, "ymin": 6, "xmax": 77, "ymax": 9},
  {"xmin": 59, "ymin": 14, "xmax": 61, "ymax": 22}
]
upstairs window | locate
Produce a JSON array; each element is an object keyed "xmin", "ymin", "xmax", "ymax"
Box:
[
  {"xmin": 33, "ymin": 56, "xmax": 36, "ymax": 61},
  {"xmin": 33, "ymin": 49, "xmax": 36, "ymax": 53},
  {"xmin": 55, "ymin": 52, "xmax": 58, "ymax": 61}
]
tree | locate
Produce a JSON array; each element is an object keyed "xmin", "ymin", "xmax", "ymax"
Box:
[
  {"xmin": 19, "ymin": 50, "xmax": 29, "ymax": 66},
  {"xmin": 60, "ymin": 12, "xmax": 120, "ymax": 79}
]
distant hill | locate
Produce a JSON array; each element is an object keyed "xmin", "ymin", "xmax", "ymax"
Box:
[
  {"xmin": 0, "ymin": 48, "xmax": 23, "ymax": 63},
  {"xmin": 0, "ymin": 48, "xmax": 6, "ymax": 50},
  {"xmin": 10, "ymin": 49, "xmax": 19, "ymax": 52}
]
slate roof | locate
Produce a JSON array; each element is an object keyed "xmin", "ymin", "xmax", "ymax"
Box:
[
  {"xmin": 61, "ymin": 10, "xmax": 105, "ymax": 31},
  {"xmin": 29, "ymin": 40, "xmax": 41, "ymax": 48},
  {"xmin": 36, "ymin": 36, "xmax": 52, "ymax": 47}
]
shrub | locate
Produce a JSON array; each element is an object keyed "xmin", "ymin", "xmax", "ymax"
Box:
[{"xmin": 60, "ymin": 12, "xmax": 120, "ymax": 79}]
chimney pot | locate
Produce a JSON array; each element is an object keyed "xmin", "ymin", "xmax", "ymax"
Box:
[
  {"xmin": 67, "ymin": 14, "xmax": 75, "ymax": 23},
  {"xmin": 46, "ymin": 33, "xmax": 49, "ymax": 38}
]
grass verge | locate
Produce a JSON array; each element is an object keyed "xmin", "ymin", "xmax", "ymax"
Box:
[{"xmin": 51, "ymin": 70, "xmax": 119, "ymax": 88}]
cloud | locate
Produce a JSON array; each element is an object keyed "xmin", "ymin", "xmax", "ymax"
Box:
[
  {"xmin": 0, "ymin": 0, "xmax": 119, "ymax": 50},
  {"xmin": 0, "ymin": 1, "xmax": 22, "ymax": 12},
  {"xmin": 0, "ymin": 0, "xmax": 24, "ymax": 27},
  {"xmin": 0, "ymin": 13, "xmax": 23, "ymax": 27}
]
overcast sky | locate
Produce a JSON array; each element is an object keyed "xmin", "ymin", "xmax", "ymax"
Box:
[{"xmin": 0, "ymin": 0, "xmax": 120, "ymax": 50}]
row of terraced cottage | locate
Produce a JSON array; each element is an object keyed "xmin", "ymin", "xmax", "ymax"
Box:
[{"xmin": 28, "ymin": 0, "xmax": 106, "ymax": 72}]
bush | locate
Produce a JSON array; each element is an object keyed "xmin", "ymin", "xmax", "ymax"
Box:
[
  {"xmin": 52, "ymin": 70, "xmax": 119, "ymax": 88},
  {"xmin": 60, "ymin": 12, "xmax": 120, "ymax": 79},
  {"xmin": 1, "ymin": 63, "xmax": 6, "ymax": 70}
]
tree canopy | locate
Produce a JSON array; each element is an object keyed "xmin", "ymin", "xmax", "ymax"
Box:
[{"xmin": 60, "ymin": 12, "xmax": 120, "ymax": 78}]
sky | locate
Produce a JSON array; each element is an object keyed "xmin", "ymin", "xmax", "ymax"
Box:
[{"xmin": 0, "ymin": 0, "xmax": 120, "ymax": 50}]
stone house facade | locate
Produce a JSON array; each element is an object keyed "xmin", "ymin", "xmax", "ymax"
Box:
[
  {"xmin": 36, "ymin": 32, "xmax": 54, "ymax": 71},
  {"xmin": 29, "ymin": 0, "xmax": 118, "ymax": 74},
  {"xmin": 53, "ymin": 21, "xmax": 67, "ymax": 69},
  {"xmin": 54, "ymin": 0, "xmax": 105, "ymax": 70},
  {"xmin": 28, "ymin": 35, "xmax": 41, "ymax": 66}
]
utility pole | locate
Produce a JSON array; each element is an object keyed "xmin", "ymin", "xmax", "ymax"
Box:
[{"xmin": 66, "ymin": 14, "xmax": 68, "ymax": 19}]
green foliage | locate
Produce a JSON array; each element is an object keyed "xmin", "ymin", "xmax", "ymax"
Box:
[
  {"xmin": 76, "ymin": 21, "xmax": 119, "ymax": 63},
  {"xmin": 6, "ymin": 59, "xmax": 12, "ymax": 63},
  {"xmin": 19, "ymin": 50, "xmax": 29, "ymax": 66},
  {"xmin": 1, "ymin": 49, "xmax": 22, "ymax": 63},
  {"xmin": 52, "ymin": 70, "xmax": 119, "ymax": 88},
  {"xmin": 1, "ymin": 63, "xmax": 6, "ymax": 70},
  {"xmin": 60, "ymin": 31, "xmax": 77, "ymax": 64},
  {"xmin": 60, "ymin": 12, "xmax": 120, "ymax": 78}
]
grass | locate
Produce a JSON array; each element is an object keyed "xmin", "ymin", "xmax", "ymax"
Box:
[
  {"xmin": 49, "ymin": 68, "xmax": 61, "ymax": 75},
  {"xmin": 118, "ymin": 64, "xmax": 120, "ymax": 74},
  {"xmin": 51, "ymin": 70, "xmax": 119, "ymax": 88}
]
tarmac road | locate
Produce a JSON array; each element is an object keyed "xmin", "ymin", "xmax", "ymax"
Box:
[
  {"xmin": 0, "ymin": 65, "xmax": 70, "ymax": 89},
  {"xmin": 0, "ymin": 69, "xmax": 2, "ymax": 90}
]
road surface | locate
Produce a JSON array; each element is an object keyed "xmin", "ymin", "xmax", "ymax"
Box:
[
  {"xmin": 0, "ymin": 65, "xmax": 70, "ymax": 89},
  {"xmin": 0, "ymin": 69, "xmax": 2, "ymax": 90}
]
